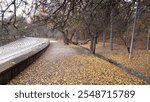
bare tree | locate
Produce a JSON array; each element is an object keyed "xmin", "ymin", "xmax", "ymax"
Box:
[
  {"xmin": 129, "ymin": 0, "xmax": 140, "ymax": 60},
  {"xmin": 102, "ymin": 30, "xmax": 106, "ymax": 48},
  {"xmin": 110, "ymin": 9, "xmax": 113, "ymax": 50},
  {"xmin": 1, "ymin": 0, "xmax": 150, "ymax": 57},
  {"xmin": 147, "ymin": 27, "xmax": 150, "ymax": 50}
]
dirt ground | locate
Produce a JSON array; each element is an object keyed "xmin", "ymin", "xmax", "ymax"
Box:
[
  {"xmin": 8, "ymin": 40, "xmax": 148, "ymax": 85},
  {"xmin": 82, "ymin": 42, "xmax": 150, "ymax": 77}
]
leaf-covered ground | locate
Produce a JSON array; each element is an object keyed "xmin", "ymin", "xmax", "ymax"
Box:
[
  {"xmin": 82, "ymin": 42, "xmax": 150, "ymax": 77},
  {"xmin": 8, "ymin": 41, "xmax": 148, "ymax": 85}
]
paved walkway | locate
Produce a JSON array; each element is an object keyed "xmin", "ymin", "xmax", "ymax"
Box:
[{"xmin": 8, "ymin": 40, "xmax": 148, "ymax": 85}]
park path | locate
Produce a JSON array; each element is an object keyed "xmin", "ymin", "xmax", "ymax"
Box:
[{"xmin": 8, "ymin": 39, "xmax": 147, "ymax": 85}]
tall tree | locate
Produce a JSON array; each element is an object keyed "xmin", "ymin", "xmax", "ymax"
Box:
[
  {"xmin": 110, "ymin": 9, "xmax": 113, "ymax": 50},
  {"xmin": 129, "ymin": 0, "xmax": 140, "ymax": 60},
  {"xmin": 102, "ymin": 30, "xmax": 106, "ymax": 48},
  {"xmin": 147, "ymin": 27, "xmax": 150, "ymax": 50}
]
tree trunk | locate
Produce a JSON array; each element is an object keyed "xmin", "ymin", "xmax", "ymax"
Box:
[
  {"xmin": 69, "ymin": 31, "xmax": 75, "ymax": 42},
  {"xmin": 129, "ymin": 0, "xmax": 140, "ymax": 60},
  {"xmin": 147, "ymin": 28, "xmax": 150, "ymax": 50},
  {"xmin": 62, "ymin": 30, "xmax": 69, "ymax": 45},
  {"xmin": 93, "ymin": 35, "xmax": 97, "ymax": 54},
  {"xmin": 103, "ymin": 30, "xmax": 106, "ymax": 48},
  {"xmin": 110, "ymin": 9, "xmax": 113, "ymax": 50},
  {"xmin": 126, "ymin": 27, "xmax": 130, "ymax": 53},
  {"xmin": 90, "ymin": 37, "xmax": 94, "ymax": 52},
  {"xmin": 84, "ymin": 32, "xmax": 87, "ymax": 40}
]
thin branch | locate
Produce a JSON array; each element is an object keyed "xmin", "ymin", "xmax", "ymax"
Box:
[
  {"xmin": 13, "ymin": 0, "xmax": 18, "ymax": 29},
  {"xmin": 1, "ymin": 1, "xmax": 14, "ymax": 27},
  {"xmin": 53, "ymin": 0, "xmax": 67, "ymax": 14}
]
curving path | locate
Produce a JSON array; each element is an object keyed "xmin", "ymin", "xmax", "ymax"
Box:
[{"xmin": 8, "ymin": 39, "xmax": 148, "ymax": 85}]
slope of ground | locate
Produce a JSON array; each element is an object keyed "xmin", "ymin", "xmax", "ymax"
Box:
[{"xmin": 82, "ymin": 42, "xmax": 150, "ymax": 77}]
